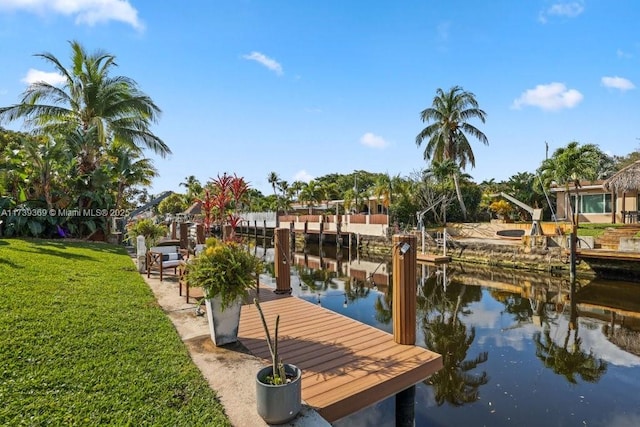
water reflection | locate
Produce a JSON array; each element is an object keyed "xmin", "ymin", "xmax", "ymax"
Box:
[
  {"xmin": 252, "ymin": 242, "xmax": 640, "ymax": 426},
  {"xmin": 419, "ymin": 274, "xmax": 489, "ymax": 406}
]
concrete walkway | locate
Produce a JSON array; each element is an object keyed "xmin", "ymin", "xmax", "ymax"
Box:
[{"xmin": 140, "ymin": 267, "xmax": 330, "ymax": 427}]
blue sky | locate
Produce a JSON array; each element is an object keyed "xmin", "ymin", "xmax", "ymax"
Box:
[{"xmin": 0, "ymin": 0, "xmax": 638, "ymax": 196}]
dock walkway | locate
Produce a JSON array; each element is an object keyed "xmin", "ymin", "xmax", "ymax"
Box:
[{"xmin": 241, "ymin": 288, "xmax": 442, "ymax": 423}]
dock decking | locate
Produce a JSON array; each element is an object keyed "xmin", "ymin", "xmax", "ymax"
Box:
[
  {"xmin": 416, "ymin": 253, "xmax": 451, "ymax": 264},
  {"xmin": 239, "ymin": 290, "xmax": 442, "ymax": 422}
]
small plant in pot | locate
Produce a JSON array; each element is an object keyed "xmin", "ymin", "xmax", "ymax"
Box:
[
  {"xmin": 186, "ymin": 237, "xmax": 262, "ymax": 346},
  {"xmin": 254, "ymin": 298, "xmax": 302, "ymax": 424}
]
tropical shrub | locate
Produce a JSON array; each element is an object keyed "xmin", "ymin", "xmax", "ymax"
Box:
[{"xmin": 186, "ymin": 237, "xmax": 262, "ymax": 309}]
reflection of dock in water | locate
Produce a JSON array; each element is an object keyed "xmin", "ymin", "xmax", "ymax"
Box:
[
  {"xmin": 293, "ymin": 252, "xmax": 391, "ymax": 288},
  {"xmin": 576, "ymin": 279, "xmax": 640, "ymax": 324},
  {"xmin": 446, "ymin": 263, "xmax": 640, "ymax": 327}
]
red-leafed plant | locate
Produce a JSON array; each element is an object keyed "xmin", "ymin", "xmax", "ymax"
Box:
[
  {"xmin": 202, "ymin": 173, "xmax": 251, "ymax": 241},
  {"xmin": 195, "ymin": 188, "xmax": 216, "ymax": 235}
]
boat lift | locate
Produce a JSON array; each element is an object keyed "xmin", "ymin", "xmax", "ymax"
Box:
[{"xmin": 490, "ymin": 192, "xmax": 543, "ymax": 236}]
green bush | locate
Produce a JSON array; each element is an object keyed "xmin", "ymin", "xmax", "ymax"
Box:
[
  {"xmin": 186, "ymin": 237, "xmax": 262, "ymax": 309},
  {"xmin": 125, "ymin": 218, "xmax": 167, "ymax": 248}
]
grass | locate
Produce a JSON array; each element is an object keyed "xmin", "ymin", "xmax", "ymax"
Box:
[
  {"xmin": 0, "ymin": 238, "xmax": 231, "ymax": 426},
  {"xmin": 577, "ymin": 222, "xmax": 623, "ymax": 238}
]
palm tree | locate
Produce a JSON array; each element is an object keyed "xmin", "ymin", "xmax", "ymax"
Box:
[
  {"xmin": 416, "ymin": 86, "xmax": 488, "ymax": 219},
  {"xmin": 290, "ymin": 180, "xmax": 305, "ymax": 201},
  {"xmin": 372, "ymin": 174, "xmax": 392, "ymax": 214},
  {"xmin": 180, "ymin": 175, "xmax": 203, "ymax": 201},
  {"xmin": 537, "ymin": 141, "xmax": 602, "ymax": 228},
  {"xmin": 267, "ymin": 172, "xmax": 279, "ymax": 198},
  {"xmin": 107, "ymin": 143, "xmax": 158, "ymax": 211},
  {"xmin": 0, "ymin": 41, "xmax": 170, "ymax": 160},
  {"xmin": 0, "ymin": 41, "xmax": 169, "ymax": 215},
  {"xmin": 21, "ymin": 134, "xmax": 66, "ymax": 210}
]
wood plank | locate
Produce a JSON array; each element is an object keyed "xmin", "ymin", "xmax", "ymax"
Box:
[
  {"xmin": 238, "ymin": 292, "xmax": 442, "ymax": 423},
  {"xmin": 417, "ymin": 253, "xmax": 451, "ymax": 264}
]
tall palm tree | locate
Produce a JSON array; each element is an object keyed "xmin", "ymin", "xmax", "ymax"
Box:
[
  {"xmin": 416, "ymin": 86, "xmax": 488, "ymax": 219},
  {"xmin": 0, "ymin": 41, "xmax": 170, "ymax": 211},
  {"xmin": 0, "ymin": 41, "xmax": 169, "ymax": 156},
  {"xmin": 267, "ymin": 172, "xmax": 280, "ymax": 198}
]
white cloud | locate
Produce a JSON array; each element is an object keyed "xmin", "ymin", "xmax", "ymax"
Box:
[
  {"xmin": 617, "ymin": 49, "xmax": 633, "ymax": 59},
  {"xmin": 0, "ymin": 0, "xmax": 144, "ymax": 31},
  {"xmin": 242, "ymin": 51, "xmax": 283, "ymax": 76},
  {"xmin": 538, "ymin": 1, "xmax": 584, "ymax": 23},
  {"xmin": 359, "ymin": 132, "xmax": 389, "ymax": 149},
  {"xmin": 21, "ymin": 69, "xmax": 66, "ymax": 86},
  {"xmin": 511, "ymin": 82, "xmax": 583, "ymax": 111},
  {"xmin": 601, "ymin": 76, "xmax": 635, "ymax": 91},
  {"xmin": 293, "ymin": 170, "xmax": 313, "ymax": 183}
]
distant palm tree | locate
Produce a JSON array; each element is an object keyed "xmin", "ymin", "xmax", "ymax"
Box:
[
  {"xmin": 180, "ymin": 175, "xmax": 202, "ymax": 201},
  {"xmin": 372, "ymin": 175, "xmax": 392, "ymax": 214},
  {"xmin": 537, "ymin": 141, "xmax": 601, "ymax": 228},
  {"xmin": 267, "ymin": 172, "xmax": 280, "ymax": 198},
  {"xmin": 290, "ymin": 180, "xmax": 305, "ymax": 201},
  {"xmin": 416, "ymin": 86, "xmax": 488, "ymax": 219}
]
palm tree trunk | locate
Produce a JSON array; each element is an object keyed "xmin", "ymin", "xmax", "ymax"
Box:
[{"xmin": 452, "ymin": 174, "xmax": 467, "ymax": 220}]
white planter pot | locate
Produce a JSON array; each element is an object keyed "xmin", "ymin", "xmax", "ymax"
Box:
[{"xmin": 204, "ymin": 296, "xmax": 242, "ymax": 346}]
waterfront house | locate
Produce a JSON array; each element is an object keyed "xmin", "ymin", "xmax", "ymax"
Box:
[{"xmin": 552, "ymin": 161, "xmax": 640, "ymax": 224}]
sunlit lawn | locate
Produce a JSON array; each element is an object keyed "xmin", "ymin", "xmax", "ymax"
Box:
[{"xmin": 0, "ymin": 238, "xmax": 230, "ymax": 426}]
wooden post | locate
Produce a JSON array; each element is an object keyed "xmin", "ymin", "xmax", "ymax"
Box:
[
  {"xmin": 262, "ymin": 220, "xmax": 267, "ymax": 248},
  {"xmin": 274, "ymin": 228, "xmax": 291, "ymax": 294},
  {"xmin": 289, "ymin": 221, "xmax": 295, "ymax": 253},
  {"xmin": 170, "ymin": 221, "xmax": 177, "ymax": 240},
  {"xmin": 392, "ymin": 234, "xmax": 416, "ymax": 345},
  {"xmin": 223, "ymin": 224, "xmax": 233, "ymax": 241},
  {"xmin": 196, "ymin": 224, "xmax": 205, "ymax": 244},
  {"xmin": 179, "ymin": 222, "xmax": 189, "ymax": 250},
  {"xmin": 392, "ymin": 234, "xmax": 417, "ymax": 426},
  {"xmin": 254, "ymin": 220, "xmax": 258, "ymax": 240}
]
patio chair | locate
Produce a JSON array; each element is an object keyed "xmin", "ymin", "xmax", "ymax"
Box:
[{"xmin": 147, "ymin": 245, "xmax": 184, "ymax": 281}]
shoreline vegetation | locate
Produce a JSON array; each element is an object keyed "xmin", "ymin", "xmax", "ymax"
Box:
[{"xmin": 0, "ymin": 238, "xmax": 231, "ymax": 426}]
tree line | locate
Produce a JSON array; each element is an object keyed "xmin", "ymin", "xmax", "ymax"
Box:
[{"xmin": 1, "ymin": 42, "xmax": 638, "ymax": 238}]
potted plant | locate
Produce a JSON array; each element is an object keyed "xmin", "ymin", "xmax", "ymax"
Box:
[
  {"xmin": 254, "ymin": 298, "xmax": 302, "ymax": 424},
  {"xmin": 186, "ymin": 237, "xmax": 262, "ymax": 346}
]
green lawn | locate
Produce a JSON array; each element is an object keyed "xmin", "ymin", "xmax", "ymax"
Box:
[
  {"xmin": 577, "ymin": 222, "xmax": 624, "ymax": 238},
  {"xmin": 0, "ymin": 238, "xmax": 231, "ymax": 426}
]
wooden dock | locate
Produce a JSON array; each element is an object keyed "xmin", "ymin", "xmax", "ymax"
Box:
[
  {"xmin": 239, "ymin": 289, "xmax": 442, "ymax": 423},
  {"xmin": 416, "ymin": 253, "xmax": 451, "ymax": 264},
  {"xmin": 575, "ymin": 249, "xmax": 640, "ymax": 282}
]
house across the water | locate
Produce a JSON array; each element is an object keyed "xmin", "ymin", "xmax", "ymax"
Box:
[{"xmin": 552, "ymin": 160, "xmax": 640, "ymax": 224}]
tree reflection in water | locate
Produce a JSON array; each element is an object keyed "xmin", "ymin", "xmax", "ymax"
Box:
[
  {"xmin": 419, "ymin": 268, "xmax": 489, "ymax": 406},
  {"xmin": 533, "ymin": 279, "xmax": 608, "ymax": 384}
]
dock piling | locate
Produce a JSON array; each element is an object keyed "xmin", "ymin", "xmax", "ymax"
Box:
[{"xmin": 274, "ymin": 228, "xmax": 291, "ymax": 294}]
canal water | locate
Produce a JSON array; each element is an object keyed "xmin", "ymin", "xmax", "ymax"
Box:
[{"xmin": 254, "ymin": 243, "xmax": 640, "ymax": 427}]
